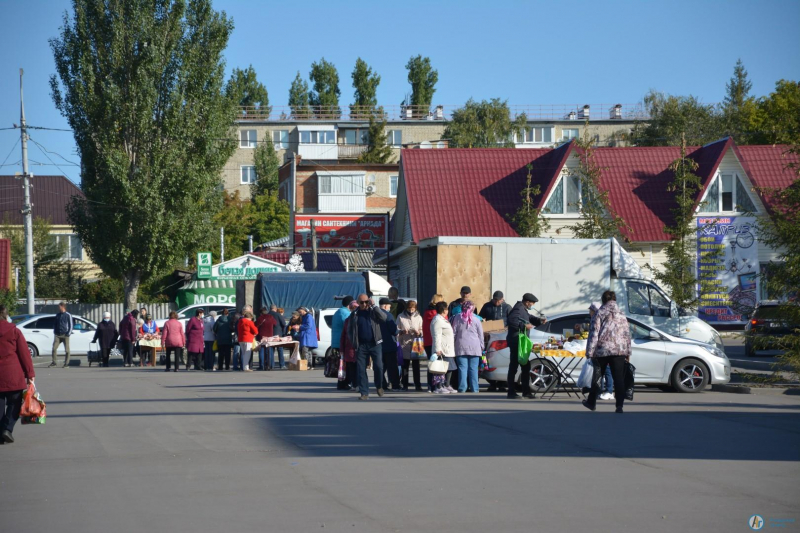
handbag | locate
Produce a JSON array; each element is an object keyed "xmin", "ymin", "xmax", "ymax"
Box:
[
  {"xmin": 428, "ymin": 357, "xmax": 449, "ymax": 375},
  {"xmin": 324, "ymin": 350, "xmax": 339, "ymax": 378},
  {"xmin": 212, "ymin": 340, "xmax": 218, "ymax": 351},
  {"xmin": 251, "ymin": 340, "xmax": 259, "ymax": 351},
  {"xmin": 517, "ymin": 332, "xmax": 533, "ymax": 365},
  {"xmin": 624, "ymin": 362, "xmax": 636, "ymax": 401},
  {"xmin": 410, "ymin": 337, "xmax": 425, "ymax": 360}
]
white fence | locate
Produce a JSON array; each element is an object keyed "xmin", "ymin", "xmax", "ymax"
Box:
[{"xmin": 33, "ymin": 303, "xmax": 177, "ymax": 325}]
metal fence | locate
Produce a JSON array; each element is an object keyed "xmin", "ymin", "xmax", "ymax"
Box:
[{"xmin": 33, "ymin": 302, "xmax": 177, "ymax": 325}]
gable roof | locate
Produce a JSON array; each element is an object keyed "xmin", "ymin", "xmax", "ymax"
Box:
[
  {"xmin": 399, "ymin": 140, "xmax": 797, "ymax": 244},
  {"xmin": 735, "ymin": 145, "xmax": 799, "ymax": 213},
  {"xmin": 0, "ymin": 175, "xmax": 82, "ymax": 226}
]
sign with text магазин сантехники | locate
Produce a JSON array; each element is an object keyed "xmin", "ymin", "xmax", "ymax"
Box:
[
  {"xmin": 294, "ymin": 214, "xmax": 388, "ymax": 250},
  {"xmin": 696, "ymin": 216, "xmax": 758, "ymax": 324}
]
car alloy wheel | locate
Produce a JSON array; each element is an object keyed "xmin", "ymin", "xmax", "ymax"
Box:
[
  {"xmin": 672, "ymin": 358, "xmax": 708, "ymax": 393},
  {"xmin": 27, "ymin": 343, "xmax": 39, "ymax": 358},
  {"xmin": 528, "ymin": 358, "xmax": 558, "ymax": 392}
]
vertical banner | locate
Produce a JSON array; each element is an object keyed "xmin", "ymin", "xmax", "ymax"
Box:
[{"xmin": 697, "ymin": 216, "xmax": 758, "ymax": 324}]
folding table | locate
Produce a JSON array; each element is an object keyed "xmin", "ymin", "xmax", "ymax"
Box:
[{"xmin": 535, "ymin": 349, "xmax": 586, "ymax": 400}]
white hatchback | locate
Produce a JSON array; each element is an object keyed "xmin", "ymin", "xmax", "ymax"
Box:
[
  {"xmin": 12, "ymin": 314, "xmax": 100, "ymax": 359},
  {"xmin": 482, "ymin": 311, "xmax": 731, "ymax": 393}
]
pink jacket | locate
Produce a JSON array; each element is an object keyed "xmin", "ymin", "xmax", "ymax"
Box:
[
  {"xmin": 185, "ymin": 317, "xmax": 205, "ymax": 353},
  {"xmin": 161, "ymin": 319, "xmax": 185, "ymax": 349}
]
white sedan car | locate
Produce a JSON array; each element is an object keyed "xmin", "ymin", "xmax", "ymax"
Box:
[
  {"xmin": 12, "ymin": 314, "xmax": 101, "ymax": 359},
  {"xmin": 154, "ymin": 304, "xmax": 235, "ymax": 329},
  {"xmin": 482, "ymin": 311, "xmax": 731, "ymax": 393}
]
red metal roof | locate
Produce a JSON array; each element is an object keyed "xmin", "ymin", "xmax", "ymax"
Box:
[
  {"xmin": 735, "ymin": 145, "xmax": 799, "ymax": 214},
  {"xmin": 400, "ymin": 140, "xmax": 798, "ymax": 244},
  {"xmin": 0, "ymin": 175, "xmax": 82, "ymax": 226},
  {"xmin": 0, "ymin": 239, "xmax": 10, "ymax": 290}
]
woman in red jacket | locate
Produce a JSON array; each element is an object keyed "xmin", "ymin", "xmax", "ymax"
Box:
[
  {"xmin": 161, "ymin": 311, "xmax": 186, "ymax": 373},
  {"xmin": 237, "ymin": 311, "xmax": 259, "ymax": 372},
  {"xmin": 185, "ymin": 309, "xmax": 205, "ymax": 371},
  {"xmin": 0, "ymin": 304, "xmax": 35, "ymax": 444}
]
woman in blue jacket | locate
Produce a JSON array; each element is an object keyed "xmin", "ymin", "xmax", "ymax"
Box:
[{"xmin": 298, "ymin": 307, "xmax": 318, "ymax": 369}]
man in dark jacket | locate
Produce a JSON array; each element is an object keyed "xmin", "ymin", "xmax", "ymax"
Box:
[
  {"xmin": 346, "ymin": 294, "xmax": 388, "ymax": 400},
  {"xmin": 506, "ymin": 293, "xmax": 546, "ymax": 399},
  {"xmin": 269, "ymin": 305, "xmax": 287, "ymax": 369},
  {"xmin": 118, "ymin": 310, "xmax": 139, "ymax": 368},
  {"xmin": 50, "ymin": 301, "xmax": 73, "ymax": 368},
  {"xmin": 92, "ymin": 312, "xmax": 119, "ymax": 367},
  {"xmin": 479, "ymin": 291, "xmax": 513, "ymax": 326},
  {"xmin": 378, "ymin": 298, "xmax": 401, "ymax": 391},
  {"xmin": 448, "ymin": 286, "xmax": 472, "ymax": 316},
  {"xmin": 387, "ymin": 288, "xmax": 406, "ymax": 319}
]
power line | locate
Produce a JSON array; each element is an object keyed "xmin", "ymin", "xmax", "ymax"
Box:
[{"xmin": 1, "ymin": 138, "xmax": 21, "ymax": 168}]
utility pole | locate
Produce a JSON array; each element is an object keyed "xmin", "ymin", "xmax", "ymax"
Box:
[
  {"xmin": 290, "ymin": 156, "xmax": 297, "ymax": 255},
  {"xmin": 248, "ymin": 235, "xmax": 253, "ymax": 253},
  {"xmin": 310, "ymin": 218, "xmax": 318, "ymax": 271},
  {"xmin": 19, "ymin": 69, "xmax": 35, "ymax": 315},
  {"xmin": 220, "ymin": 226, "xmax": 225, "ymax": 262}
]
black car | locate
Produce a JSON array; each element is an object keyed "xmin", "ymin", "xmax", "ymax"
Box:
[{"xmin": 743, "ymin": 301, "xmax": 799, "ymax": 357}]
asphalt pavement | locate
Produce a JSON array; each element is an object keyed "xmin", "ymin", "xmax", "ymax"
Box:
[{"xmin": 2, "ymin": 365, "xmax": 798, "ymax": 533}]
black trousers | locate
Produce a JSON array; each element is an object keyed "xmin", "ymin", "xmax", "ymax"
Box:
[
  {"xmin": 165, "ymin": 347, "xmax": 184, "ymax": 370},
  {"xmin": 402, "ymin": 359, "xmax": 422, "ymax": 389},
  {"xmin": 1, "ymin": 389, "xmax": 24, "ymax": 434},
  {"xmin": 586, "ymin": 356, "xmax": 627, "ymax": 409},
  {"xmin": 187, "ymin": 352, "xmax": 202, "ymax": 370},
  {"xmin": 506, "ymin": 334, "xmax": 531, "ymax": 395},
  {"xmin": 218, "ymin": 344, "xmax": 232, "ymax": 370},
  {"xmin": 120, "ymin": 340, "xmax": 134, "ymax": 366},
  {"xmin": 337, "ymin": 360, "xmax": 357, "ymax": 390},
  {"xmin": 382, "ymin": 350, "xmax": 401, "ymax": 389},
  {"xmin": 100, "ymin": 347, "xmax": 112, "ymax": 367}
]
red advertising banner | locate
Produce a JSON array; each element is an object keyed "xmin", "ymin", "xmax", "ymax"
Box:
[{"xmin": 294, "ymin": 214, "xmax": 388, "ymax": 250}]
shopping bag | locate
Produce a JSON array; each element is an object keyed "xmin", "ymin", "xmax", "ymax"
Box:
[
  {"xmin": 337, "ymin": 358, "xmax": 346, "ymax": 381},
  {"xmin": 428, "ymin": 358, "xmax": 449, "ymax": 375},
  {"xmin": 624, "ymin": 362, "xmax": 636, "ymax": 401},
  {"xmin": 577, "ymin": 359, "xmax": 594, "ymax": 389},
  {"xmin": 21, "ymin": 383, "xmax": 46, "ymax": 425},
  {"xmin": 517, "ymin": 332, "xmax": 534, "ymax": 365},
  {"xmin": 324, "ymin": 350, "xmax": 339, "ymax": 378},
  {"xmin": 212, "ymin": 340, "xmax": 218, "ymax": 351},
  {"xmin": 411, "ymin": 337, "xmax": 425, "ymax": 359},
  {"xmin": 251, "ymin": 340, "xmax": 259, "ymax": 351}
]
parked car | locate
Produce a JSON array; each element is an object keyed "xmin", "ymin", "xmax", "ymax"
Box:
[
  {"xmin": 744, "ymin": 301, "xmax": 799, "ymax": 357},
  {"xmin": 11, "ymin": 314, "xmax": 100, "ymax": 359},
  {"xmin": 154, "ymin": 304, "xmax": 235, "ymax": 329},
  {"xmin": 482, "ymin": 311, "xmax": 731, "ymax": 394},
  {"xmin": 316, "ymin": 308, "xmax": 338, "ymax": 367}
]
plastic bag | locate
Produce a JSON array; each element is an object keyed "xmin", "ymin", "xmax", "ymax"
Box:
[
  {"xmin": 337, "ymin": 358, "xmax": 346, "ymax": 381},
  {"xmin": 517, "ymin": 332, "xmax": 533, "ymax": 365},
  {"xmin": 212, "ymin": 340, "xmax": 218, "ymax": 351},
  {"xmin": 21, "ymin": 382, "xmax": 46, "ymax": 425},
  {"xmin": 577, "ymin": 359, "xmax": 595, "ymax": 389},
  {"xmin": 624, "ymin": 362, "xmax": 635, "ymax": 401},
  {"xmin": 411, "ymin": 337, "xmax": 425, "ymax": 359}
]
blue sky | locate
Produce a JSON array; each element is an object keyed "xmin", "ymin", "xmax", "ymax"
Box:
[{"xmin": 1, "ymin": 0, "xmax": 799, "ymax": 185}]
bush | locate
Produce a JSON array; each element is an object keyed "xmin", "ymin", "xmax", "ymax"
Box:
[{"xmin": 0, "ymin": 289, "xmax": 17, "ymax": 315}]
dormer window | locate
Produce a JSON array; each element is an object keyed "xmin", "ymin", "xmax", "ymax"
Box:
[
  {"xmin": 544, "ymin": 175, "xmax": 582, "ymax": 214},
  {"xmin": 699, "ymin": 173, "xmax": 757, "ymax": 214}
]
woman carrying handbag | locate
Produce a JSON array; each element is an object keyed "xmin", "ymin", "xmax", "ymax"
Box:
[
  {"xmin": 398, "ymin": 300, "xmax": 424, "ymax": 391},
  {"xmin": 430, "ymin": 301, "xmax": 457, "ymax": 394}
]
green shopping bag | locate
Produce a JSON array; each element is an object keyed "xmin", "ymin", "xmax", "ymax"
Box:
[{"xmin": 517, "ymin": 332, "xmax": 534, "ymax": 365}]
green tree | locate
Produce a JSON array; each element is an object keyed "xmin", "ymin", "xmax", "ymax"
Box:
[
  {"xmin": 252, "ymin": 140, "xmax": 280, "ymax": 196},
  {"xmin": 50, "ymin": 0, "xmax": 238, "ymax": 311},
  {"xmin": 213, "ymin": 191, "xmax": 254, "ymax": 261},
  {"xmin": 0, "ymin": 289, "xmax": 16, "ymax": 315},
  {"xmin": 78, "ymin": 277, "xmax": 125, "ymax": 304},
  {"xmin": 350, "ymin": 58, "xmax": 380, "ymax": 118},
  {"xmin": 507, "ymin": 164, "xmax": 550, "ymax": 238},
  {"xmin": 748, "ymin": 80, "xmax": 800, "ymax": 145},
  {"xmin": 444, "ymin": 98, "xmax": 526, "ymax": 148},
  {"xmin": 405, "ymin": 55, "xmax": 438, "ymax": 118},
  {"xmin": 721, "ymin": 59, "xmax": 758, "ymax": 143},
  {"xmin": 358, "ymin": 113, "xmax": 392, "ymax": 163},
  {"xmin": 250, "ymin": 192, "xmax": 290, "ymax": 246},
  {"xmin": 652, "ymin": 136, "xmax": 706, "ymax": 311},
  {"xmin": 226, "ymin": 65, "xmax": 270, "ymax": 113},
  {"xmin": 565, "ymin": 133, "xmax": 631, "ymax": 241},
  {"xmin": 309, "ymin": 58, "xmax": 341, "ymax": 118},
  {"xmin": 632, "ymin": 90, "xmax": 723, "ymax": 146},
  {"xmin": 752, "ymin": 148, "xmax": 800, "ymax": 374},
  {"xmin": 288, "ymin": 71, "xmax": 311, "ymax": 118}
]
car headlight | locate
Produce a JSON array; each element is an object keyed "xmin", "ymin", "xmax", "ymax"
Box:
[
  {"xmin": 711, "ymin": 330, "xmax": 724, "ymax": 352},
  {"xmin": 700, "ymin": 344, "xmax": 726, "ymax": 359}
]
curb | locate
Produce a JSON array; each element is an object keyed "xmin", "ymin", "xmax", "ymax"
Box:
[{"xmin": 711, "ymin": 384, "xmax": 800, "ymax": 396}]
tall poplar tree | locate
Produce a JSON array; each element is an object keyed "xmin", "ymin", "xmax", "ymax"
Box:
[
  {"xmin": 351, "ymin": 58, "xmax": 380, "ymax": 118},
  {"xmin": 405, "ymin": 55, "xmax": 438, "ymax": 118},
  {"xmin": 309, "ymin": 58, "xmax": 341, "ymax": 118},
  {"xmin": 50, "ymin": 0, "xmax": 238, "ymax": 310},
  {"xmin": 288, "ymin": 71, "xmax": 311, "ymax": 118}
]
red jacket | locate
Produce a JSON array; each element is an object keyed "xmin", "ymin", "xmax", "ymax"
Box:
[
  {"xmin": 0, "ymin": 321, "xmax": 35, "ymax": 392},
  {"xmin": 161, "ymin": 319, "xmax": 185, "ymax": 348},
  {"xmin": 118, "ymin": 313, "xmax": 137, "ymax": 342},
  {"xmin": 237, "ymin": 318, "xmax": 258, "ymax": 343},
  {"xmin": 255, "ymin": 313, "xmax": 277, "ymax": 339},
  {"xmin": 422, "ymin": 308, "xmax": 437, "ymax": 347},
  {"xmin": 185, "ymin": 317, "xmax": 205, "ymax": 353}
]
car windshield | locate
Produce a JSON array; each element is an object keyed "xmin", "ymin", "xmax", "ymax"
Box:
[{"xmin": 753, "ymin": 306, "xmax": 784, "ymax": 320}]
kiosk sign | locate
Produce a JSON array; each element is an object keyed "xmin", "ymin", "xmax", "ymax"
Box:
[{"xmin": 197, "ymin": 252, "xmax": 213, "ymax": 279}]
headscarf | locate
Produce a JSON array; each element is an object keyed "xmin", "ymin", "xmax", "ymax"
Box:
[{"xmin": 460, "ymin": 300, "xmax": 475, "ymax": 327}]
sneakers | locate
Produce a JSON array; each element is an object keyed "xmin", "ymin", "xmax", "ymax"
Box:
[
  {"xmin": 615, "ymin": 407, "xmax": 624, "ymax": 413},
  {"xmin": 48, "ymin": 363, "xmax": 57, "ymax": 368},
  {"xmin": 582, "ymin": 400, "xmax": 596, "ymax": 411},
  {"xmin": 359, "ymin": 395, "xmax": 369, "ymax": 400},
  {"xmin": 507, "ymin": 393, "xmax": 520, "ymax": 399},
  {"xmin": 600, "ymin": 392, "xmax": 614, "ymax": 401},
  {"xmin": 433, "ymin": 388, "xmax": 446, "ymax": 394},
  {"xmin": 377, "ymin": 388, "xmax": 384, "ymax": 397},
  {"xmin": 445, "ymin": 386, "xmax": 457, "ymax": 394}
]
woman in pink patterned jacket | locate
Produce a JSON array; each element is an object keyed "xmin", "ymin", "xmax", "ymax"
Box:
[{"xmin": 583, "ymin": 291, "xmax": 631, "ymax": 413}]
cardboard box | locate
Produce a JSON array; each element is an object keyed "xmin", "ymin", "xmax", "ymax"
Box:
[
  {"xmin": 288, "ymin": 360, "xmax": 308, "ymax": 371},
  {"xmin": 482, "ymin": 320, "xmax": 506, "ymax": 333}
]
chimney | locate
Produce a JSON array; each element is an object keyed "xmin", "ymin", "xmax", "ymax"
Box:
[
  {"xmin": 578, "ymin": 105, "xmax": 590, "ymax": 120},
  {"xmin": 567, "ymin": 111, "xmax": 577, "ymax": 120},
  {"xmin": 434, "ymin": 105, "xmax": 444, "ymax": 120},
  {"xmin": 609, "ymin": 104, "xmax": 622, "ymax": 119}
]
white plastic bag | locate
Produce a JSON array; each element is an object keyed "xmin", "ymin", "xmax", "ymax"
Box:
[{"xmin": 577, "ymin": 359, "xmax": 594, "ymax": 389}]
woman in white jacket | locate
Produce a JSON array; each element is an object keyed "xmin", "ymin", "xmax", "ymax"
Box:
[{"xmin": 431, "ymin": 301, "xmax": 457, "ymax": 394}]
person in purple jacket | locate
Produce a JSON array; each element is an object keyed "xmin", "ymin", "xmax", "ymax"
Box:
[
  {"xmin": 118, "ymin": 310, "xmax": 139, "ymax": 367},
  {"xmin": 185, "ymin": 308, "xmax": 206, "ymax": 371},
  {"xmin": 452, "ymin": 300, "xmax": 484, "ymax": 393}
]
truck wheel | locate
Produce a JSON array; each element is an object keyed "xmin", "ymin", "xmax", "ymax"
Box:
[{"xmin": 671, "ymin": 358, "xmax": 709, "ymax": 393}]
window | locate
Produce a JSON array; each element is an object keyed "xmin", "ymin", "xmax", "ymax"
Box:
[
  {"xmin": 300, "ymin": 130, "xmax": 335, "ymax": 144},
  {"xmin": 240, "ymin": 129, "xmax": 257, "ymax": 148},
  {"xmin": 562, "ymin": 128, "xmax": 579, "ymax": 141},
  {"xmin": 319, "ymin": 174, "xmax": 364, "ymax": 195},
  {"xmin": 547, "ymin": 314, "xmax": 591, "ymax": 338},
  {"xmin": 387, "ymin": 130, "xmax": 402, "ymax": 146},
  {"xmin": 240, "ymin": 165, "xmax": 256, "ymax": 184},
  {"xmin": 544, "ymin": 175, "xmax": 580, "ymax": 214},
  {"xmin": 50, "ymin": 234, "xmax": 82, "ymax": 260},
  {"xmin": 517, "ymin": 127, "xmax": 554, "ymax": 144},
  {"xmin": 344, "ymin": 129, "xmax": 369, "ymax": 145},
  {"xmin": 390, "ymin": 175, "xmax": 398, "ymax": 197},
  {"xmin": 29, "ymin": 316, "xmax": 55, "ymax": 329},
  {"xmin": 698, "ymin": 173, "xmax": 758, "ymax": 214},
  {"xmin": 626, "ymin": 282, "xmax": 671, "ymax": 317},
  {"xmin": 73, "ymin": 318, "xmax": 95, "ymax": 332},
  {"xmin": 272, "ymin": 130, "xmax": 289, "ymax": 150},
  {"xmin": 629, "ymin": 321, "xmax": 652, "ymax": 340}
]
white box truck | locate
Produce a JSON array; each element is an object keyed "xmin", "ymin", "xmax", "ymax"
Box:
[{"xmin": 417, "ymin": 236, "xmax": 723, "ymax": 350}]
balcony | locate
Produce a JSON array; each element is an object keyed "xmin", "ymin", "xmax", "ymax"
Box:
[
  {"xmin": 297, "ymin": 143, "xmax": 339, "ymax": 160},
  {"xmin": 318, "ymin": 194, "xmax": 366, "ymax": 213},
  {"xmin": 338, "ymin": 145, "xmax": 369, "ymax": 159}
]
